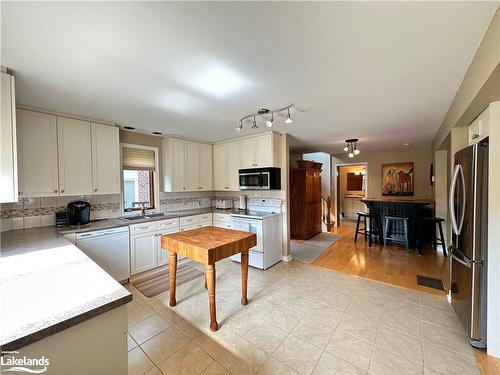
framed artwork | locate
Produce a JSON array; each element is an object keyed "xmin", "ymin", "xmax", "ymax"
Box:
[{"xmin": 381, "ymin": 162, "xmax": 414, "ymax": 196}]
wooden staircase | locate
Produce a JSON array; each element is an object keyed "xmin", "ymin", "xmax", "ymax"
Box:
[{"xmin": 321, "ymin": 196, "xmax": 335, "ymax": 232}]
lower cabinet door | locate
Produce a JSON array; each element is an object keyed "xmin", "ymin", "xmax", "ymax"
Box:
[
  {"xmin": 130, "ymin": 232, "xmax": 157, "ymax": 275},
  {"xmin": 157, "ymin": 229, "xmax": 179, "ymax": 266}
]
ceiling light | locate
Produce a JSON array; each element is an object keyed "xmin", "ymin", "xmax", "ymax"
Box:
[
  {"xmin": 235, "ymin": 120, "xmax": 243, "ymax": 133},
  {"xmin": 285, "ymin": 108, "xmax": 293, "ymax": 124},
  {"xmin": 265, "ymin": 113, "xmax": 274, "ymax": 128},
  {"xmin": 251, "ymin": 116, "xmax": 258, "ymax": 129},
  {"xmin": 344, "ymin": 138, "xmax": 360, "ymax": 157}
]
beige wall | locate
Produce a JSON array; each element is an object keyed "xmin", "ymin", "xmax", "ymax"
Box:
[
  {"xmin": 433, "ymin": 6, "xmax": 500, "ymax": 150},
  {"xmin": 332, "ymin": 146, "xmax": 432, "ymax": 200}
]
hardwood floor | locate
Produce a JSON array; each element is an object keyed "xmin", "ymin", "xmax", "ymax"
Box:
[{"xmin": 312, "ymin": 224, "xmax": 449, "ymax": 296}]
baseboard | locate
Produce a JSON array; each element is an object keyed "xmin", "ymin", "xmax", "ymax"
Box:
[{"xmin": 282, "ymin": 254, "xmax": 292, "ymax": 262}]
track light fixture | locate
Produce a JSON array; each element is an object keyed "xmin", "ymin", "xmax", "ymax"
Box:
[
  {"xmin": 344, "ymin": 138, "xmax": 360, "ymax": 158},
  {"xmin": 236, "ymin": 104, "xmax": 293, "ymax": 133}
]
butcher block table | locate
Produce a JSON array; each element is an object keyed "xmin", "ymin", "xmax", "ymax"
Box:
[{"xmin": 161, "ymin": 226, "xmax": 257, "ymax": 331}]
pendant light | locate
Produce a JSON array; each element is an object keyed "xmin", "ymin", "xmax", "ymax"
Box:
[{"xmin": 344, "ymin": 138, "xmax": 360, "ymax": 157}]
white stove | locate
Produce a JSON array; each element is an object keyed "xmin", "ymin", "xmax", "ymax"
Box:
[{"xmin": 230, "ymin": 199, "xmax": 282, "ymax": 269}]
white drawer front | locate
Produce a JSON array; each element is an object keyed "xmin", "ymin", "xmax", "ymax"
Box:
[
  {"xmin": 198, "ymin": 213, "xmax": 212, "ymax": 223},
  {"xmin": 213, "ymin": 213, "xmax": 230, "ymax": 223},
  {"xmin": 157, "ymin": 218, "xmax": 179, "ymax": 231},
  {"xmin": 130, "ymin": 222, "xmax": 157, "ymax": 235},
  {"xmin": 214, "ymin": 220, "xmax": 231, "ymax": 229},
  {"xmin": 180, "ymin": 215, "xmax": 199, "ymax": 228},
  {"xmin": 180, "ymin": 224, "xmax": 198, "ymax": 232}
]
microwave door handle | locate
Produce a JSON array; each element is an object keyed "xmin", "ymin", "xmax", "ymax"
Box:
[{"xmin": 449, "ymin": 164, "xmax": 461, "ymax": 235}]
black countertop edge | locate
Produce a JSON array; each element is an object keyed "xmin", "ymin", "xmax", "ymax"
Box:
[{"xmin": 0, "ymin": 293, "xmax": 133, "ymax": 353}]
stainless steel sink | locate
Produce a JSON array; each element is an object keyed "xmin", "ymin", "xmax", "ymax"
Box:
[
  {"xmin": 121, "ymin": 215, "xmax": 147, "ymax": 221},
  {"xmin": 121, "ymin": 212, "xmax": 178, "ymax": 221},
  {"xmin": 145, "ymin": 213, "xmax": 166, "ymax": 218}
]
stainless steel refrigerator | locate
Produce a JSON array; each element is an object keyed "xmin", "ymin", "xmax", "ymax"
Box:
[{"xmin": 449, "ymin": 138, "xmax": 488, "ymax": 348}]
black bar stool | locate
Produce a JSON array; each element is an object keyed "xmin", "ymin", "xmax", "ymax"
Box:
[
  {"xmin": 417, "ymin": 217, "xmax": 447, "ymax": 256},
  {"xmin": 355, "ymin": 211, "xmax": 383, "ymax": 246},
  {"xmin": 383, "ymin": 215, "xmax": 411, "ymax": 250}
]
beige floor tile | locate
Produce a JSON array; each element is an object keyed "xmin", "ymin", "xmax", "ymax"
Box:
[
  {"xmin": 420, "ymin": 306, "xmax": 464, "ymax": 333},
  {"xmin": 273, "ymin": 334, "xmax": 323, "ymax": 375},
  {"xmin": 325, "ymin": 330, "xmax": 373, "ymax": 372},
  {"xmin": 423, "ymin": 367, "xmax": 441, "ymax": 375},
  {"xmin": 383, "ymin": 300, "xmax": 421, "ymax": 319},
  {"xmin": 129, "ymin": 313, "xmax": 172, "ymax": 344},
  {"xmin": 244, "ymin": 319, "xmax": 288, "ymax": 352},
  {"xmin": 146, "ymin": 292, "xmax": 170, "ymax": 312},
  {"xmin": 257, "ymin": 357, "xmax": 300, "ymax": 375},
  {"xmin": 422, "ymin": 321, "xmax": 473, "ymax": 357},
  {"xmin": 128, "ymin": 333, "xmax": 138, "ymax": 351},
  {"xmin": 128, "ymin": 300, "xmax": 156, "ymax": 327},
  {"xmin": 201, "ymin": 362, "xmax": 231, "ymax": 375},
  {"xmin": 220, "ymin": 307, "xmax": 260, "ymax": 334},
  {"xmin": 321, "ymin": 290, "xmax": 353, "ymax": 311},
  {"xmin": 345, "ymin": 299, "xmax": 384, "ymax": 322},
  {"xmin": 157, "ymin": 342, "xmax": 213, "ymax": 375},
  {"xmin": 192, "ymin": 333, "xmax": 230, "ymax": 361},
  {"xmin": 376, "ymin": 325, "xmax": 423, "ymax": 364},
  {"xmin": 419, "ymin": 294, "xmax": 454, "ymax": 314},
  {"xmin": 291, "ymin": 317, "xmax": 335, "ymax": 350},
  {"xmin": 369, "ymin": 347, "xmax": 423, "ymax": 375},
  {"xmin": 145, "ymin": 367, "xmax": 163, "ymax": 375},
  {"xmin": 305, "ymin": 303, "xmax": 344, "ymax": 328},
  {"xmin": 244, "ymin": 298, "xmax": 303, "ymax": 332},
  {"xmin": 337, "ymin": 315, "xmax": 379, "ymax": 343},
  {"xmin": 423, "ymin": 341, "xmax": 480, "ymax": 375},
  {"xmin": 128, "ymin": 347, "xmax": 155, "ymax": 375},
  {"xmin": 312, "ymin": 352, "xmax": 365, "ymax": 375},
  {"xmin": 380, "ymin": 309, "xmax": 421, "ymax": 338},
  {"xmin": 140, "ymin": 326, "xmax": 190, "ymax": 364}
]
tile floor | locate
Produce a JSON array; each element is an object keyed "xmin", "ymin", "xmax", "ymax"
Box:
[{"xmin": 125, "ymin": 259, "xmax": 480, "ymax": 375}]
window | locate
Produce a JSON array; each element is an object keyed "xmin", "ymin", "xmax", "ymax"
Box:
[{"xmin": 122, "ymin": 146, "xmax": 157, "ymax": 212}]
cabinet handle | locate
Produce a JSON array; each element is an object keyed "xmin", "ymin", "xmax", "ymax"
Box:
[
  {"xmin": 183, "ymin": 187, "xmax": 186, "ymax": 190},
  {"xmin": 61, "ymin": 189, "xmax": 65, "ymax": 193},
  {"xmin": 94, "ymin": 188, "xmax": 98, "ymax": 192},
  {"xmin": 54, "ymin": 190, "xmax": 58, "ymax": 194},
  {"xmin": 18, "ymin": 192, "xmax": 23, "ymax": 196},
  {"xmin": 472, "ymin": 133, "xmax": 479, "ymax": 139}
]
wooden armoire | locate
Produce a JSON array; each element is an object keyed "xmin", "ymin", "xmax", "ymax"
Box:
[{"xmin": 290, "ymin": 168, "xmax": 322, "ymax": 240}]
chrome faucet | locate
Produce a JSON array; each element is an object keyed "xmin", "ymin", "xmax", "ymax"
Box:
[{"xmin": 132, "ymin": 201, "xmax": 148, "ymax": 216}]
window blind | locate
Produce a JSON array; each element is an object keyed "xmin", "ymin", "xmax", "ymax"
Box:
[{"xmin": 122, "ymin": 147, "xmax": 155, "ymax": 171}]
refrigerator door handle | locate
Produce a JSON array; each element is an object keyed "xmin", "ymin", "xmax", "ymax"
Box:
[
  {"xmin": 449, "ymin": 164, "xmax": 466, "ymax": 235},
  {"xmin": 450, "ymin": 245, "xmax": 471, "ymax": 268}
]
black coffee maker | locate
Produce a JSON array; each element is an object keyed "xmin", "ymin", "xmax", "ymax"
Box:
[{"xmin": 67, "ymin": 201, "xmax": 91, "ymax": 225}]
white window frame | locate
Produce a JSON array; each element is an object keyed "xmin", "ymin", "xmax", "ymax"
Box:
[{"xmin": 120, "ymin": 143, "xmax": 160, "ymax": 216}]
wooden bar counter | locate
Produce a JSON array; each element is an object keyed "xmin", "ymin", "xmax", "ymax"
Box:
[{"xmin": 161, "ymin": 226, "xmax": 256, "ymax": 331}]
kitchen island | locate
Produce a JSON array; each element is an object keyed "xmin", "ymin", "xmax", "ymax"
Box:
[
  {"xmin": 0, "ymin": 227, "xmax": 132, "ymax": 374},
  {"xmin": 361, "ymin": 198, "xmax": 433, "ymax": 248}
]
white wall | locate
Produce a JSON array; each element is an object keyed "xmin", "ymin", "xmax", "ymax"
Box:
[{"xmin": 434, "ymin": 150, "xmax": 448, "ymax": 246}]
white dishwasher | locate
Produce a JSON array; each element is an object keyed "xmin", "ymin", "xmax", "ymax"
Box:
[{"xmin": 76, "ymin": 226, "xmax": 130, "ymax": 283}]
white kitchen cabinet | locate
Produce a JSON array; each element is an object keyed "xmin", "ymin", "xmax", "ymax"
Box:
[
  {"xmin": 163, "ymin": 137, "xmax": 212, "ymax": 192},
  {"xmin": 213, "ymin": 142, "xmax": 241, "ymax": 191},
  {"xmin": 213, "ymin": 144, "xmax": 227, "ymax": 190},
  {"xmin": 130, "ymin": 230, "xmax": 157, "ymax": 275},
  {"xmin": 241, "ymin": 134, "xmax": 273, "ymax": 168},
  {"xmin": 17, "ymin": 110, "xmax": 59, "ymax": 197},
  {"xmin": 57, "ymin": 117, "xmax": 93, "ymax": 196},
  {"xmin": 0, "ymin": 72, "xmax": 17, "ymax": 203},
  {"xmin": 343, "ymin": 198, "xmax": 366, "ymax": 220},
  {"xmin": 157, "ymin": 229, "xmax": 173, "ymax": 266},
  {"xmin": 468, "ymin": 106, "xmax": 490, "ymax": 146},
  {"xmin": 213, "ymin": 213, "xmax": 231, "ymax": 229},
  {"xmin": 91, "ymin": 123, "xmax": 120, "ymax": 194}
]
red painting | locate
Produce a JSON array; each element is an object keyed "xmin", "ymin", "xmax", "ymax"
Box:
[{"xmin": 381, "ymin": 162, "xmax": 414, "ymax": 196}]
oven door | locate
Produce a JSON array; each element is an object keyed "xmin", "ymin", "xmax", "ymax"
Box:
[{"xmin": 239, "ymin": 172, "xmax": 267, "ymax": 190}]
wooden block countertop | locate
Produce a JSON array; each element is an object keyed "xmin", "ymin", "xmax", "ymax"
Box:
[{"xmin": 161, "ymin": 226, "xmax": 257, "ymax": 264}]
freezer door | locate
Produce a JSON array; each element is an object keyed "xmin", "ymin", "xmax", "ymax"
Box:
[{"xmin": 450, "ymin": 245, "xmax": 472, "ymax": 337}]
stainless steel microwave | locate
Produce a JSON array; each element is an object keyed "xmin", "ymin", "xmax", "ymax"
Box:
[{"xmin": 239, "ymin": 167, "xmax": 281, "ymax": 190}]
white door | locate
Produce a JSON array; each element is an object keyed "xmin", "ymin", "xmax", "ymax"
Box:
[
  {"xmin": 17, "ymin": 110, "xmax": 59, "ymax": 197},
  {"xmin": 256, "ymin": 134, "xmax": 273, "ymax": 167},
  {"xmin": 241, "ymin": 138, "xmax": 257, "ymax": 168},
  {"xmin": 57, "ymin": 117, "xmax": 93, "ymax": 196},
  {"xmin": 130, "ymin": 232, "xmax": 157, "ymax": 275},
  {"xmin": 0, "ymin": 72, "xmax": 17, "ymax": 203},
  {"xmin": 91, "ymin": 123, "xmax": 120, "ymax": 194},
  {"xmin": 185, "ymin": 141, "xmax": 200, "ymax": 191},
  {"xmin": 200, "ymin": 143, "xmax": 212, "ymax": 190},
  {"xmin": 213, "ymin": 144, "xmax": 227, "ymax": 190},
  {"xmin": 171, "ymin": 138, "xmax": 186, "ymax": 191},
  {"xmin": 226, "ymin": 142, "xmax": 241, "ymax": 190}
]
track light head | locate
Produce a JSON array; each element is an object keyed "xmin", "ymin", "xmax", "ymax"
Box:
[
  {"xmin": 266, "ymin": 113, "xmax": 274, "ymax": 128},
  {"xmin": 285, "ymin": 108, "xmax": 293, "ymax": 124},
  {"xmin": 251, "ymin": 116, "xmax": 258, "ymax": 129}
]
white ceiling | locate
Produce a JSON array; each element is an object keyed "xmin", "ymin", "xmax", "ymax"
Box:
[{"xmin": 1, "ymin": 2, "xmax": 497, "ymax": 153}]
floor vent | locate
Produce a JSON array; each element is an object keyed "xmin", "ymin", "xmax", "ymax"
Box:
[{"xmin": 416, "ymin": 275, "xmax": 445, "ymax": 291}]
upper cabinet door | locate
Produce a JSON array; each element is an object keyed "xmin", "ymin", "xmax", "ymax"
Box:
[
  {"xmin": 256, "ymin": 134, "xmax": 273, "ymax": 167},
  {"xmin": 185, "ymin": 141, "xmax": 200, "ymax": 191},
  {"xmin": 170, "ymin": 138, "xmax": 186, "ymax": 191},
  {"xmin": 91, "ymin": 123, "xmax": 120, "ymax": 194},
  {"xmin": 0, "ymin": 72, "xmax": 17, "ymax": 203},
  {"xmin": 57, "ymin": 117, "xmax": 93, "ymax": 196},
  {"xmin": 213, "ymin": 144, "xmax": 227, "ymax": 190},
  {"xmin": 200, "ymin": 143, "xmax": 213, "ymax": 190},
  {"xmin": 17, "ymin": 110, "xmax": 59, "ymax": 197},
  {"xmin": 241, "ymin": 138, "xmax": 257, "ymax": 168},
  {"xmin": 226, "ymin": 142, "xmax": 241, "ymax": 190}
]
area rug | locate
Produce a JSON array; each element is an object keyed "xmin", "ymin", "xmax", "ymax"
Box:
[
  {"xmin": 133, "ymin": 261, "xmax": 204, "ymax": 298},
  {"xmin": 291, "ymin": 232, "xmax": 340, "ymax": 263}
]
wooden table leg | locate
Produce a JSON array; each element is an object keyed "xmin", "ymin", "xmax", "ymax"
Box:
[
  {"xmin": 169, "ymin": 252, "xmax": 177, "ymax": 307},
  {"xmin": 241, "ymin": 248, "xmax": 249, "ymax": 305},
  {"xmin": 205, "ymin": 264, "xmax": 218, "ymax": 331}
]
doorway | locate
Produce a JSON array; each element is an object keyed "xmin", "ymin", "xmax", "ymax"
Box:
[{"xmin": 336, "ymin": 163, "xmax": 367, "ymax": 227}]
